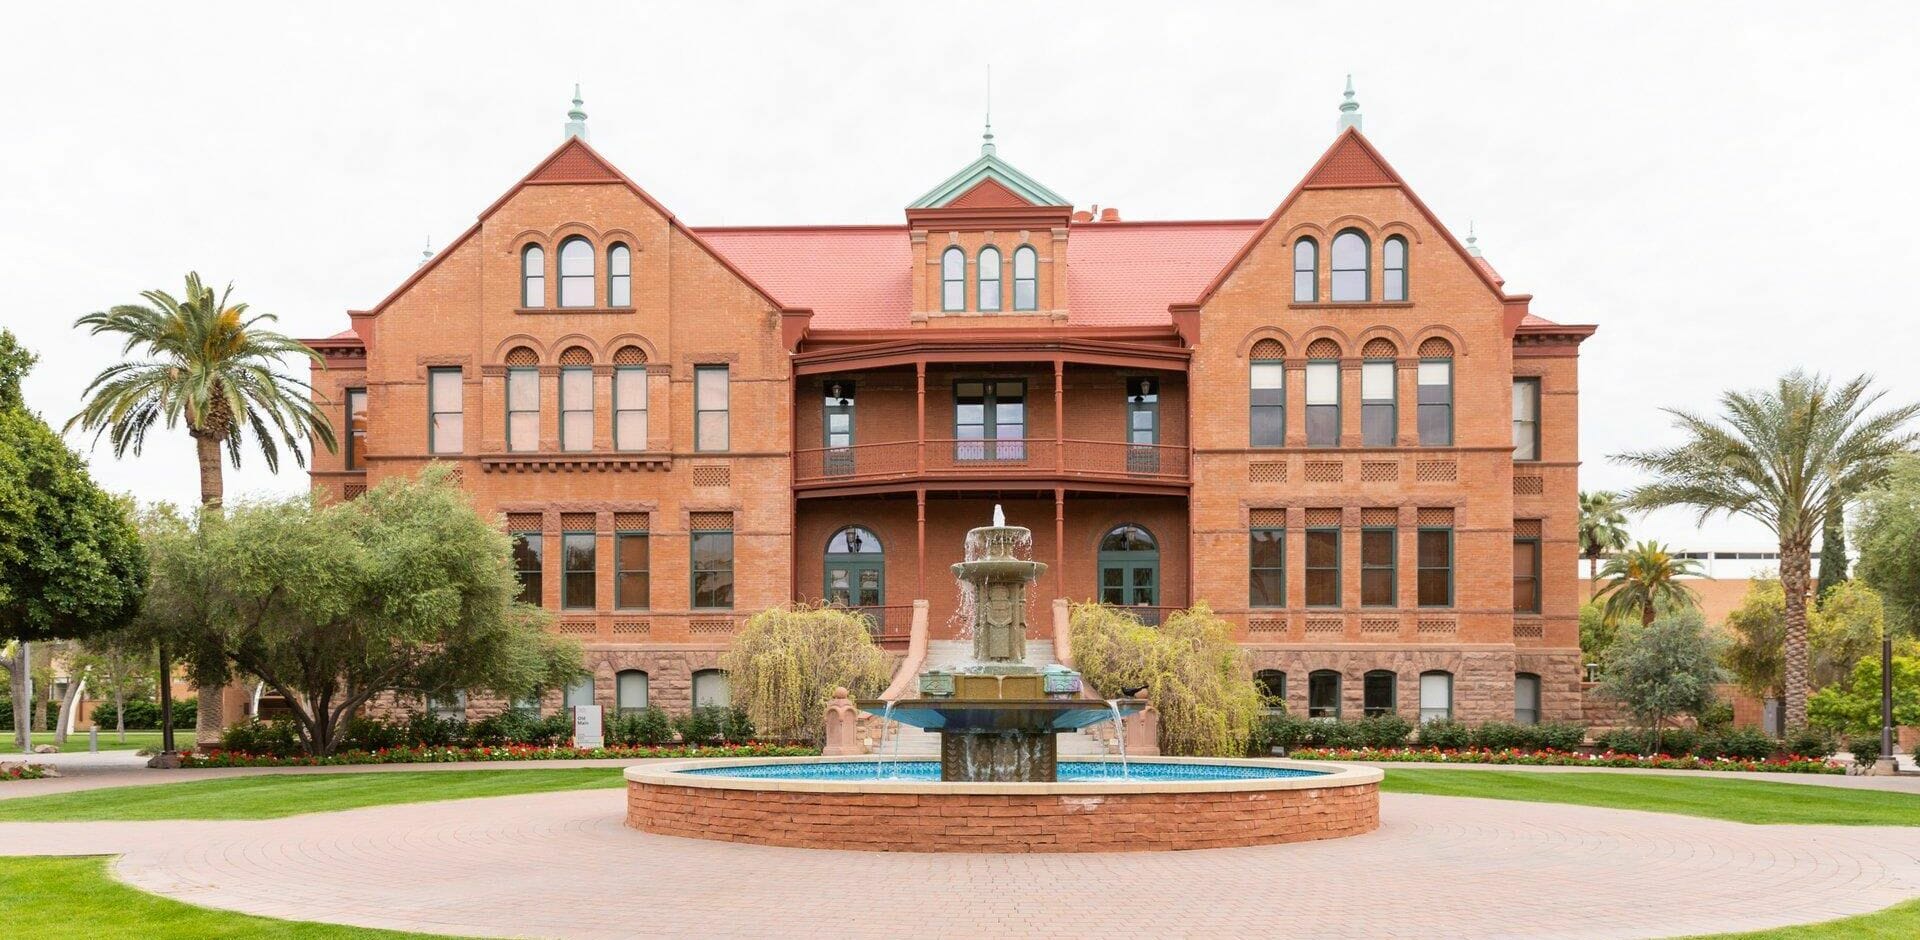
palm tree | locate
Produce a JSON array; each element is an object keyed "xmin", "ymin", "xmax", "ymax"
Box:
[
  {"xmin": 68, "ymin": 273, "xmax": 336, "ymax": 750},
  {"xmin": 1617, "ymin": 371, "xmax": 1919, "ymax": 728},
  {"xmin": 1593, "ymin": 540, "xmax": 1703, "ymax": 627},
  {"xmin": 1577, "ymin": 490, "xmax": 1631, "ymax": 597}
]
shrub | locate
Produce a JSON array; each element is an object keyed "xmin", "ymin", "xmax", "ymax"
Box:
[
  {"xmin": 1070, "ymin": 602, "xmax": 1264, "ymax": 757},
  {"xmin": 1533, "ymin": 721, "xmax": 1590, "ymax": 752},
  {"xmin": 608, "ymin": 707, "xmax": 675, "ymax": 746},
  {"xmin": 1416, "ymin": 719, "xmax": 1473, "ymax": 750},
  {"xmin": 342, "ymin": 717, "xmax": 408, "ymax": 752},
  {"xmin": 1311, "ymin": 718, "xmax": 1366, "ymax": 749},
  {"xmin": 1356, "ymin": 714, "xmax": 1413, "ymax": 749},
  {"xmin": 1249, "ymin": 712, "xmax": 1314, "ymax": 753},
  {"xmin": 1782, "ymin": 725, "xmax": 1838, "ymax": 759},
  {"xmin": 1471, "ymin": 721, "xmax": 1531, "ymax": 751},
  {"xmin": 218, "ymin": 718, "xmax": 300, "ymax": 757},
  {"xmin": 719, "ymin": 706, "xmax": 755, "ymax": 744},
  {"xmin": 1598, "ymin": 609, "xmax": 1726, "ymax": 743},
  {"xmin": 1593, "ymin": 728, "xmax": 1651, "ymax": 754},
  {"xmin": 674, "ymin": 707, "xmax": 725, "ymax": 746},
  {"xmin": 1847, "ymin": 732, "xmax": 1883, "ymax": 767},
  {"xmin": 469, "ymin": 708, "xmax": 542, "ymax": 745},
  {"xmin": 718, "ymin": 604, "xmax": 892, "ymax": 743},
  {"xmin": 402, "ymin": 712, "xmax": 468, "ymax": 748},
  {"xmin": 1696, "ymin": 698, "xmax": 1735, "ymax": 734},
  {"xmin": 88, "ymin": 697, "xmax": 195, "ymax": 730},
  {"xmin": 1710, "ymin": 727, "xmax": 1779, "ymax": 761}
]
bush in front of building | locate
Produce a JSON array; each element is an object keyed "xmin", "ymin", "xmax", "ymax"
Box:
[
  {"xmin": 86, "ymin": 697, "xmax": 195, "ymax": 730},
  {"xmin": 718, "ymin": 604, "xmax": 892, "ymax": 744},
  {"xmin": 606, "ymin": 707, "xmax": 675, "ymax": 746},
  {"xmin": 183, "ymin": 741, "xmax": 819, "ymax": 768},
  {"xmin": 219, "ymin": 718, "xmax": 302, "ymax": 757},
  {"xmin": 1286, "ymin": 745, "xmax": 1840, "ymax": 774},
  {"xmin": 1071, "ymin": 602, "xmax": 1265, "ymax": 758}
]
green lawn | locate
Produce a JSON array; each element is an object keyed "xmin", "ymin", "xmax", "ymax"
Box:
[
  {"xmin": 1690, "ymin": 898, "xmax": 1920, "ymax": 938},
  {"xmin": 0, "ymin": 768, "xmax": 624, "ymax": 822},
  {"xmin": 1380, "ymin": 768, "xmax": 1920, "ymax": 826},
  {"xmin": 18, "ymin": 729, "xmax": 168, "ymax": 753},
  {"xmin": 0, "ymin": 856, "xmax": 453, "ymax": 938}
]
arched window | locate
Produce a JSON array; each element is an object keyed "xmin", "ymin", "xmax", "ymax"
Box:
[
  {"xmin": 692, "ymin": 669, "xmax": 731, "ymax": 709},
  {"xmin": 616, "ymin": 669, "xmax": 649, "ymax": 715},
  {"xmin": 1417, "ymin": 337, "xmax": 1455, "ymax": 446},
  {"xmin": 1098, "ymin": 524, "xmax": 1160, "ymax": 618},
  {"xmin": 608, "ymin": 243, "xmax": 632, "ymax": 307},
  {"xmin": 558, "ymin": 346, "xmax": 593, "ymax": 452},
  {"xmin": 1363, "ymin": 669, "xmax": 1397, "ymax": 717},
  {"xmin": 563, "ymin": 674, "xmax": 595, "ymax": 710},
  {"xmin": 1418, "ymin": 670, "xmax": 1453, "ymax": 723},
  {"xmin": 1012, "ymin": 246, "xmax": 1038, "ymax": 310},
  {"xmin": 825, "ymin": 526, "xmax": 884, "ymax": 611},
  {"xmin": 558, "ymin": 236, "xmax": 594, "ymax": 308},
  {"xmin": 978, "ymin": 246, "xmax": 1002, "ymax": 311},
  {"xmin": 1255, "ymin": 669, "xmax": 1287, "ymax": 715},
  {"xmin": 1331, "ymin": 230, "xmax": 1369, "ymax": 302},
  {"xmin": 1292, "ymin": 237, "xmax": 1318, "ymax": 302},
  {"xmin": 505, "ymin": 346, "xmax": 539, "ymax": 453},
  {"xmin": 1305, "ymin": 338, "xmax": 1341, "ymax": 447},
  {"xmin": 941, "ymin": 247, "xmax": 966, "ymax": 311},
  {"xmin": 1514, "ymin": 673, "xmax": 1541, "ymax": 726},
  {"xmin": 1361, "ymin": 338, "xmax": 1397, "ymax": 448},
  {"xmin": 1308, "ymin": 669, "xmax": 1341, "ymax": 719},
  {"xmin": 1249, "ymin": 337, "xmax": 1285, "ymax": 448},
  {"xmin": 1383, "ymin": 236, "xmax": 1408, "ymax": 301},
  {"xmin": 521, "ymin": 244, "xmax": 545, "ymax": 307},
  {"xmin": 427, "ymin": 689, "xmax": 467, "ymax": 722}
]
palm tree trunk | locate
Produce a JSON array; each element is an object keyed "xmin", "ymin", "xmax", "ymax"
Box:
[
  {"xmin": 192, "ymin": 432, "xmax": 225, "ymax": 750},
  {"xmin": 1588, "ymin": 554, "xmax": 1600, "ymax": 598},
  {"xmin": 1780, "ymin": 539, "xmax": 1813, "ymax": 729}
]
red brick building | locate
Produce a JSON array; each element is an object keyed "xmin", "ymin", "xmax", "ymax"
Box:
[{"xmin": 304, "ymin": 97, "xmax": 1594, "ymax": 725}]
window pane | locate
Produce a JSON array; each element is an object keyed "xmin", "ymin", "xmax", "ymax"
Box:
[
  {"xmin": 1362, "ymin": 403, "xmax": 1394, "ymax": 447},
  {"xmin": 1360, "ymin": 569, "xmax": 1395, "ymax": 607},
  {"xmin": 943, "ymin": 249, "xmax": 964, "ymax": 278},
  {"xmin": 1361, "ymin": 361, "xmax": 1393, "ymax": 400},
  {"xmin": 508, "ymin": 412, "xmax": 538, "ymax": 452},
  {"xmin": 507, "ymin": 370, "xmax": 537, "ymax": 410},
  {"xmin": 1420, "ymin": 672, "xmax": 1451, "ymax": 722},
  {"xmin": 562, "ymin": 411, "xmax": 591, "ymax": 451},
  {"xmin": 943, "ymin": 282, "xmax": 964, "ymax": 310},
  {"xmin": 1361, "ymin": 529, "xmax": 1394, "ymax": 566},
  {"xmin": 1294, "ymin": 271, "xmax": 1315, "ymax": 302},
  {"xmin": 1305, "ymin": 529, "xmax": 1338, "ymax": 567},
  {"xmin": 1014, "ymin": 247, "xmax": 1036, "ymax": 278},
  {"xmin": 1013, "ymin": 280, "xmax": 1036, "ymax": 310},
  {"xmin": 524, "ymin": 275, "xmax": 544, "ymax": 308},
  {"xmin": 1418, "ymin": 361, "xmax": 1451, "ymax": 391},
  {"xmin": 1330, "ymin": 270, "xmax": 1366, "ymax": 301},
  {"xmin": 1251, "ymin": 407, "xmax": 1285, "ymax": 447},
  {"xmin": 560, "ymin": 239, "xmax": 593, "ymax": 276},
  {"xmin": 1417, "ymin": 530, "xmax": 1450, "ymax": 568},
  {"xmin": 980, "ymin": 280, "xmax": 1000, "ymax": 310},
  {"xmin": 617, "ymin": 671, "xmax": 648, "ymax": 712},
  {"xmin": 1305, "ymin": 362, "xmax": 1337, "ymax": 403},
  {"xmin": 1250, "ymin": 362, "xmax": 1284, "ymax": 392},
  {"xmin": 1306, "ymin": 406, "xmax": 1338, "ymax": 447},
  {"xmin": 1364, "ymin": 672, "xmax": 1395, "ymax": 716},
  {"xmin": 1418, "ymin": 404, "xmax": 1451, "ymax": 446},
  {"xmin": 432, "ymin": 413, "xmax": 462, "ymax": 453},
  {"xmin": 616, "ymin": 369, "xmax": 647, "ymax": 409},
  {"xmin": 1385, "ymin": 270, "xmax": 1406, "ymax": 302},
  {"xmin": 1250, "ymin": 569, "xmax": 1285, "ymax": 607},
  {"xmin": 1308, "ymin": 672, "xmax": 1340, "ymax": 719},
  {"xmin": 431, "ymin": 369, "xmax": 463, "ymax": 405},
  {"xmin": 696, "ymin": 367, "xmax": 729, "ymax": 409},
  {"xmin": 1331, "ymin": 232, "xmax": 1366, "ymax": 270},
  {"xmin": 1384, "ymin": 238, "xmax": 1405, "ymax": 269},
  {"xmin": 615, "ymin": 411, "xmax": 645, "ymax": 450}
]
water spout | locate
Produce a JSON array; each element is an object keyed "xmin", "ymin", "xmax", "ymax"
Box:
[
  {"xmin": 993, "ymin": 503, "xmax": 1006, "ymax": 527},
  {"xmin": 880, "ymin": 700, "xmax": 899, "ymax": 779},
  {"xmin": 1107, "ymin": 699, "xmax": 1130, "ymax": 779}
]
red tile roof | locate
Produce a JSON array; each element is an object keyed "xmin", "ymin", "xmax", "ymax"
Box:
[{"xmin": 694, "ymin": 220, "xmax": 1262, "ymax": 330}]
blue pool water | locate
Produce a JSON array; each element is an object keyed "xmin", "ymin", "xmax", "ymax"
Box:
[{"xmin": 677, "ymin": 760, "xmax": 1325, "ymax": 783}]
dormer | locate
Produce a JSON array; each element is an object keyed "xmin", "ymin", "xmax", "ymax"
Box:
[{"xmin": 907, "ymin": 125, "xmax": 1071, "ymax": 325}]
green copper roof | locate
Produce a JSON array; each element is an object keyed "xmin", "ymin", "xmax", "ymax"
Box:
[{"xmin": 908, "ymin": 125, "xmax": 1069, "ymax": 209}]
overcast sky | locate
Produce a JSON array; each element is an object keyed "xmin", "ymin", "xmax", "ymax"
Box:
[{"xmin": 3, "ymin": 2, "xmax": 1916, "ymax": 552}]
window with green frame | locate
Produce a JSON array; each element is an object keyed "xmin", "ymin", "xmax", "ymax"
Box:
[
  {"xmin": 1360, "ymin": 527, "xmax": 1396, "ymax": 607},
  {"xmin": 1419, "ymin": 671, "xmax": 1452, "ymax": 723},
  {"xmin": 1512, "ymin": 377, "xmax": 1541, "ymax": 461},
  {"xmin": 1418, "ymin": 359, "xmax": 1452, "ymax": 446},
  {"xmin": 941, "ymin": 247, "xmax": 965, "ymax": 311},
  {"xmin": 344, "ymin": 387, "xmax": 368, "ymax": 470},
  {"xmin": 691, "ymin": 529, "xmax": 734, "ymax": 609},
  {"xmin": 1363, "ymin": 670, "xmax": 1397, "ymax": 717},
  {"xmin": 560, "ymin": 365, "xmax": 592, "ymax": 451},
  {"xmin": 506, "ymin": 368, "xmax": 538, "ymax": 452},
  {"xmin": 561, "ymin": 531, "xmax": 595, "ymax": 610},
  {"xmin": 428, "ymin": 367, "xmax": 463, "ymax": 454},
  {"xmin": 1250, "ymin": 357, "xmax": 1285, "ymax": 447},
  {"xmin": 1417, "ymin": 527, "xmax": 1453, "ymax": 607},
  {"xmin": 1249, "ymin": 528, "xmax": 1285, "ymax": 608},
  {"xmin": 510, "ymin": 531, "xmax": 542, "ymax": 606},
  {"xmin": 1361, "ymin": 359, "xmax": 1395, "ymax": 447},
  {"xmin": 978, "ymin": 245, "xmax": 1001, "ymax": 311},
  {"xmin": 615, "ymin": 531, "xmax": 649, "ymax": 610},
  {"xmin": 1305, "ymin": 527, "xmax": 1340, "ymax": 607},
  {"xmin": 1305, "ymin": 359, "xmax": 1339, "ymax": 447},
  {"xmin": 1307, "ymin": 669, "xmax": 1341, "ymax": 719},
  {"xmin": 614, "ymin": 366, "xmax": 647, "ymax": 451},
  {"xmin": 695, "ymin": 365, "xmax": 729, "ymax": 451},
  {"xmin": 1512, "ymin": 536, "xmax": 1541, "ymax": 614}
]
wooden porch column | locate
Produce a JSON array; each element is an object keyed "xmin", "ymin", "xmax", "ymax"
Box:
[
  {"xmin": 916, "ymin": 488, "xmax": 927, "ymax": 600},
  {"xmin": 1053, "ymin": 357, "xmax": 1065, "ymax": 472},
  {"xmin": 1054, "ymin": 487, "xmax": 1066, "ymax": 602},
  {"xmin": 915, "ymin": 361, "xmax": 927, "ymax": 474}
]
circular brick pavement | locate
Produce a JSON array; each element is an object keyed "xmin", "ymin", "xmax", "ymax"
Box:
[{"xmin": 6, "ymin": 789, "xmax": 1920, "ymax": 938}]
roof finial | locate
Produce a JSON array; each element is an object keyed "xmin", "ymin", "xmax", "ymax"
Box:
[
  {"xmin": 981, "ymin": 65, "xmax": 996, "ymax": 156},
  {"xmin": 420, "ymin": 237, "xmax": 434, "ymax": 267},
  {"xmin": 1337, "ymin": 74, "xmax": 1362, "ymax": 132},
  {"xmin": 564, "ymin": 84, "xmax": 589, "ymax": 141},
  {"xmin": 1465, "ymin": 221, "xmax": 1482, "ymax": 258}
]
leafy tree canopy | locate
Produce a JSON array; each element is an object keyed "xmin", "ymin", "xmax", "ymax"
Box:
[
  {"xmin": 1599, "ymin": 608, "xmax": 1726, "ymax": 751},
  {"xmin": 719, "ymin": 605, "xmax": 891, "ymax": 743},
  {"xmin": 1070, "ymin": 602, "xmax": 1264, "ymax": 757},
  {"xmin": 1856, "ymin": 455, "xmax": 1920, "ymax": 639},
  {"xmin": 1807, "ymin": 654, "xmax": 1920, "ymax": 738}
]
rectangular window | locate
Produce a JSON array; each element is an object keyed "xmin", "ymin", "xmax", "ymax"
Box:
[
  {"xmin": 1360, "ymin": 527, "xmax": 1396, "ymax": 607},
  {"xmin": 615, "ymin": 366, "xmax": 647, "ymax": 451},
  {"xmin": 1305, "ymin": 360, "xmax": 1339, "ymax": 447},
  {"xmin": 1419, "ymin": 672, "xmax": 1452, "ymax": 723},
  {"xmin": 428, "ymin": 368, "xmax": 463, "ymax": 454},
  {"xmin": 1417, "ymin": 528, "xmax": 1453, "ymax": 607},
  {"xmin": 1363, "ymin": 672, "xmax": 1396, "ymax": 717},
  {"xmin": 560, "ymin": 366, "xmax": 592, "ymax": 452},
  {"xmin": 1250, "ymin": 361, "xmax": 1285, "ymax": 447},
  {"xmin": 562, "ymin": 531, "xmax": 596, "ymax": 610},
  {"xmin": 695, "ymin": 365, "xmax": 729, "ymax": 452},
  {"xmin": 1513, "ymin": 538, "xmax": 1541, "ymax": 614},
  {"xmin": 1417, "ymin": 360, "xmax": 1452, "ymax": 446},
  {"xmin": 511, "ymin": 532, "xmax": 543, "ymax": 606},
  {"xmin": 344, "ymin": 388, "xmax": 368, "ymax": 470},
  {"xmin": 1249, "ymin": 528, "xmax": 1285, "ymax": 608},
  {"xmin": 616, "ymin": 532, "xmax": 649, "ymax": 610},
  {"xmin": 1305, "ymin": 527, "xmax": 1340, "ymax": 608},
  {"xmin": 506, "ymin": 368, "xmax": 538, "ymax": 453},
  {"xmin": 953, "ymin": 380, "xmax": 1025, "ymax": 461},
  {"xmin": 1361, "ymin": 361, "xmax": 1395, "ymax": 447},
  {"xmin": 1308, "ymin": 672, "xmax": 1341, "ymax": 719},
  {"xmin": 691, "ymin": 529, "xmax": 734, "ymax": 610},
  {"xmin": 1512, "ymin": 378, "xmax": 1541, "ymax": 461},
  {"xmin": 1515, "ymin": 674, "xmax": 1542, "ymax": 725}
]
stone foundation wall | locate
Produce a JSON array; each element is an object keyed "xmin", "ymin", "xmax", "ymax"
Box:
[
  {"xmin": 627, "ymin": 780, "xmax": 1378, "ymax": 852},
  {"xmin": 1243, "ymin": 645, "xmax": 1582, "ymax": 723}
]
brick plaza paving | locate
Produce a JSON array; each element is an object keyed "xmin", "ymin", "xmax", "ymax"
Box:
[{"xmin": 5, "ymin": 782, "xmax": 1920, "ymax": 938}]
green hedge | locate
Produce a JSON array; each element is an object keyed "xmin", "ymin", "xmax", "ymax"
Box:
[
  {"xmin": 0, "ymin": 698, "xmax": 59, "ymax": 730},
  {"xmin": 1591, "ymin": 726, "xmax": 1802, "ymax": 760},
  {"xmin": 219, "ymin": 705, "xmax": 758, "ymax": 757},
  {"xmin": 1251, "ymin": 714, "xmax": 1589, "ymax": 754},
  {"xmin": 86, "ymin": 698, "xmax": 196, "ymax": 731}
]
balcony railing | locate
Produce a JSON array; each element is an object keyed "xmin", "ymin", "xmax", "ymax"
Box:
[{"xmin": 794, "ymin": 438, "xmax": 1189, "ymax": 487}]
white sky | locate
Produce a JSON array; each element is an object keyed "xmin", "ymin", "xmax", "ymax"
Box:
[{"xmin": 3, "ymin": 2, "xmax": 1916, "ymax": 551}]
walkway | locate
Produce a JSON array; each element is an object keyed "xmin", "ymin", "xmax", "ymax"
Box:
[{"xmin": 5, "ymin": 787, "xmax": 1919, "ymax": 938}]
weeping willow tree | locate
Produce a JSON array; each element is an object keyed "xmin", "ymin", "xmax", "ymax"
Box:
[
  {"xmin": 1070, "ymin": 602, "xmax": 1264, "ymax": 757},
  {"xmin": 719, "ymin": 605, "xmax": 892, "ymax": 743}
]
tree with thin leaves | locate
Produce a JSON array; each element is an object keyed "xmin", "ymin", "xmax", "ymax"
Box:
[
  {"xmin": 1593, "ymin": 540, "xmax": 1703, "ymax": 628},
  {"xmin": 1577, "ymin": 491, "xmax": 1631, "ymax": 597},
  {"xmin": 1616, "ymin": 371, "xmax": 1920, "ymax": 728},
  {"xmin": 66, "ymin": 273, "xmax": 336, "ymax": 749}
]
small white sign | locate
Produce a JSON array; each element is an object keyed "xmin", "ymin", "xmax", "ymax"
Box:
[{"xmin": 572, "ymin": 704, "xmax": 604, "ymax": 749}]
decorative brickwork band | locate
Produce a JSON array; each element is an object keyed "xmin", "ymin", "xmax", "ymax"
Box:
[
  {"xmin": 614, "ymin": 512, "xmax": 649, "ymax": 530},
  {"xmin": 1249, "ymin": 461, "xmax": 1287, "ymax": 483},
  {"xmin": 1305, "ymin": 461, "xmax": 1343, "ymax": 483},
  {"xmin": 1360, "ymin": 461, "xmax": 1398, "ymax": 482},
  {"xmin": 690, "ymin": 466, "xmax": 731, "ymax": 487},
  {"xmin": 1415, "ymin": 507, "xmax": 1455, "ymax": 526},
  {"xmin": 1359, "ymin": 507, "xmax": 1398, "ymax": 526},
  {"xmin": 1513, "ymin": 518, "xmax": 1543, "ymax": 538},
  {"xmin": 687, "ymin": 511, "xmax": 734, "ymax": 531},
  {"xmin": 611, "ymin": 345, "xmax": 647, "ymax": 365},
  {"xmin": 1514, "ymin": 475, "xmax": 1544, "ymax": 495},
  {"xmin": 560, "ymin": 512, "xmax": 596, "ymax": 531},
  {"xmin": 1304, "ymin": 507, "xmax": 1342, "ymax": 527},
  {"xmin": 506, "ymin": 512, "xmax": 543, "ymax": 531},
  {"xmin": 1415, "ymin": 460, "xmax": 1456, "ymax": 482},
  {"xmin": 1248, "ymin": 508, "xmax": 1287, "ymax": 527}
]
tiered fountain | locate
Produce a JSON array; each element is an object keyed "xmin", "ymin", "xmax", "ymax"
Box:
[
  {"xmin": 624, "ymin": 507, "xmax": 1383, "ymax": 853},
  {"xmin": 864, "ymin": 506, "xmax": 1140, "ymax": 782}
]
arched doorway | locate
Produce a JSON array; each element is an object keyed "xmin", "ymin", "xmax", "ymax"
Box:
[
  {"xmin": 825, "ymin": 526, "xmax": 884, "ymax": 615},
  {"xmin": 1098, "ymin": 524, "xmax": 1159, "ymax": 620}
]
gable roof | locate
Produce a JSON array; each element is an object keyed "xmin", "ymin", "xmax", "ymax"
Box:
[
  {"xmin": 356, "ymin": 137, "xmax": 797, "ymax": 318},
  {"xmin": 1191, "ymin": 127, "xmax": 1508, "ymax": 306},
  {"xmin": 907, "ymin": 147, "xmax": 1068, "ymax": 209}
]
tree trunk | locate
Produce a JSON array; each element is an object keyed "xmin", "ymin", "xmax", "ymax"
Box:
[
  {"xmin": 193, "ymin": 431, "xmax": 226, "ymax": 750},
  {"xmin": 1588, "ymin": 554, "xmax": 1599, "ymax": 598},
  {"xmin": 1780, "ymin": 540, "xmax": 1813, "ymax": 729},
  {"xmin": 113, "ymin": 665, "xmax": 126, "ymax": 744},
  {"xmin": 55, "ymin": 675, "xmax": 82, "ymax": 745},
  {"xmin": 157, "ymin": 642, "xmax": 176, "ymax": 755},
  {"xmin": 8, "ymin": 643, "xmax": 29, "ymax": 753}
]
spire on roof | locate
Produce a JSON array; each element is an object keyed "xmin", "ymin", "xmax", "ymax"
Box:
[
  {"xmin": 564, "ymin": 84, "xmax": 589, "ymax": 141},
  {"xmin": 981, "ymin": 65, "xmax": 996, "ymax": 156},
  {"xmin": 1466, "ymin": 222, "xmax": 1483, "ymax": 257},
  {"xmin": 1337, "ymin": 74, "xmax": 1362, "ymax": 131},
  {"xmin": 420, "ymin": 237, "xmax": 434, "ymax": 268}
]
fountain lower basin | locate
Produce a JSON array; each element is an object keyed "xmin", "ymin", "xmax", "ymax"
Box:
[{"xmin": 624, "ymin": 756, "xmax": 1383, "ymax": 852}]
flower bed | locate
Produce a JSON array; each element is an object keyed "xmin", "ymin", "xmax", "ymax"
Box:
[
  {"xmin": 1287, "ymin": 745, "xmax": 1841, "ymax": 774},
  {"xmin": 2, "ymin": 763, "xmax": 50, "ymax": 781},
  {"xmin": 180, "ymin": 742, "xmax": 819, "ymax": 768}
]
